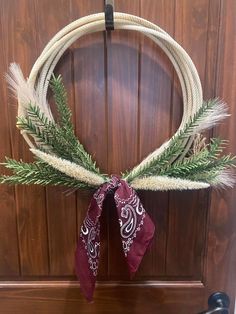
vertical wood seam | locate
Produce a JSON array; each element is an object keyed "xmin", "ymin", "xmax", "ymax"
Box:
[
  {"xmin": 0, "ymin": 0, "xmax": 21, "ymax": 276},
  {"xmin": 214, "ymin": 0, "xmax": 224, "ymax": 97},
  {"xmin": 165, "ymin": 0, "xmax": 177, "ymax": 276},
  {"xmin": 69, "ymin": 0, "xmax": 79, "ymax": 266},
  {"xmin": 137, "ymin": 0, "xmax": 141, "ymax": 162},
  {"xmin": 33, "ymin": 0, "xmax": 50, "ymax": 276},
  {"xmin": 104, "ymin": 26, "xmax": 110, "ymax": 280},
  {"xmin": 202, "ymin": 0, "xmax": 211, "ymax": 96},
  {"xmin": 103, "ymin": 0, "xmax": 110, "ymax": 279},
  {"xmin": 199, "ymin": 0, "xmax": 211, "ymax": 285},
  {"xmin": 202, "ymin": 0, "xmax": 223, "ymax": 286}
]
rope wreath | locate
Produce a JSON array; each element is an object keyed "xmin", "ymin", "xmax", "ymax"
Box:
[
  {"xmin": 2, "ymin": 12, "xmax": 235, "ymax": 190},
  {"xmin": 1, "ymin": 12, "xmax": 236, "ymax": 302}
]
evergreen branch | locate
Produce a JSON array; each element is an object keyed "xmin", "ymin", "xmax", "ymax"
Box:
[
  {"xmin": 185, "ymin": 155, "xmax": 236, "ymax": 183},
  {"xmin": 17, "ymin": 115, "xmax": 53, "ymax": 148},
  {"xmin": 49, "ymin": 75, "xmax": 100, "ymax": 173},
  {"xmin": 18, "ymin": 112, "xmax": 102, "ymax": 174},
  {"xmin": 208, "ymin": 138, "xmax": 228, "ymax": 159},
  {"xmin": 17, "ymin": 75, "xmax": 102, "ymax": 175},
  {"xmin": 162, "ymin": 154, "xmax": 235, "ymax": 179},
  {"xmin": 0, "ymin": 157, "xmax": 91, "ymax": 188},
  {"xmin": 158, "ymin": 138, "xmax": 229, "ymax": 177},
  {"xmin": 50, "ymin": 74, "xmax": 72, "ymax": 130},
  {"xmin": 124, "ymin": 99, "xmax": 228, "ymax": 182},
  {"xmin": 145, "ymin": 134, "xmax": 236, "ymax": 183},
  {"xmin": 26, "ymin": 103, "xmax": 53, "ymax": 128}
]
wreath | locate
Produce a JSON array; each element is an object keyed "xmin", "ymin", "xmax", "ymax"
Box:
[{"xmin": 1, "ymin": 12, "xmax": 235, "ymax": 301}]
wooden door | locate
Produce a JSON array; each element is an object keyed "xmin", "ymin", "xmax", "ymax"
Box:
[{"xmin": 0, "ymin": 1, "xmax": 236, "ymax": 313}]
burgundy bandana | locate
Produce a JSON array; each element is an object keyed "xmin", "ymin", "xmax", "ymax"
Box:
[{"xmin": 75, "ymin": 176, "xmax": 155, "ymax": 301}]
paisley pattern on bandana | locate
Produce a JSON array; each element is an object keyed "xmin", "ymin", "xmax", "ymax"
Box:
[{"xmin": 75, "ymin": 176, "xmax": 155, "ymax": 302}]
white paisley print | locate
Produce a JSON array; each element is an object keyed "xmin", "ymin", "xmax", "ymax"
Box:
[
  {"xmin": 80, "ymin": 217, "xmax": 100, "ymax": 276},
  {"xmin": 115, "ymin": 187, "xmax": 145, "ymax": 257},
  {"xmin": 79, "ymin": 176, "xmax": 149, "ymax": 277}
]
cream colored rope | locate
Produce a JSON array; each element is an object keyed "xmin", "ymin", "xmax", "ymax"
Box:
[{"xmin": 20, "ymin": 12, "xmax": 203, "ymax": 183}]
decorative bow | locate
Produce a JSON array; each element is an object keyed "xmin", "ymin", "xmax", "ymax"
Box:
[{"xmin": 75, "ymin": 176, "xmax": 155, "ymax": 301}]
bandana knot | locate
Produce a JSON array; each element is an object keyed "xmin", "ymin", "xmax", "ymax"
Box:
[{"xmin": 75, "ymin": 175, "xmax": 155, "ymax": 301}]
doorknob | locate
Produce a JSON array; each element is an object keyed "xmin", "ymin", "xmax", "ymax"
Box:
[{"xmin": 198, "ymin": 292, "xmax": 230, "ymax": 314}]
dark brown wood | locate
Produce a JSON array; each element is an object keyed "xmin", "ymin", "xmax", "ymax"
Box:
[
  {"xmin": 0, "ymin": 2, "xmax": 19, "ymax": 276},
  {"xmin": 0, "ymin": 0, "xmax": 235, "ymax": 313},
  {"xmin": 138, "ymin": 0, "xmax": 175, "ymax": 278},
  {"xmin": 205, "ymin": 1, "xmax": 236, "ymax": 313},
  {"xmin": 106, "ymin": 0, "xmax": 140, "ymax": 280},
  {"xmin": 70, "ymin": 0, "xmax": 108, "ymax": 279},
  {"xmin": 0, "ymin": 0, "xmax": 49, "ymax": 276},
  {"xmin": 166, "ymin": 0, "xmax": 211, "ymax": 282},
  {"xmin": 35, "ymin": 0, "xmax": 77, "ymax": 277},
  {"xmin": 0, "ymin": 281, "xmax": 204, "ymax": 314}
]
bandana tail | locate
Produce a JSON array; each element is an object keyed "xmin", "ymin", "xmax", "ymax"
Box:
[
  {"xmin": 75, "ymin": 238, "xmax": 96, "ymax": 302},
  {"xmin": 115, "ymin": 180, "xmax": 155, "ymax": 276}
]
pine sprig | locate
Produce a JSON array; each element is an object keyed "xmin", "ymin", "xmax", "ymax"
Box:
[
  {"xmin": 185, "ymin": 154, "xmax": 236, "ymax": 183},
  {"xmin": 208, "ymin": 137, "xmax": 228, "ymax": 158},
  {"xmin": 162, "ymin": 153, "xmax": 235, "ymax": 180},
  {"xmin": 124, "ymin": 99, "xmax": 227, "ymax": 182},
  {"xmin": 50, "ymin": 76, "xmax": 103, "ymax": 174},
  {"xmin": 159, "ymin": 138, "xmax": 230, "ymax": 177},
  {"xmin": 16, "ymin": 75, "xmax": 102, "ymax": 175},
  {"xmin": 52, "ymin": 76, "xmax": 101, "ymax": 173},
  {"xmin": 50, "ymin": 75, "xmax": 99, "ymax": 173},
  {"xmin": 0, "ymin": 157, "xmax": 90, "ymax": 188},
  {"xmin": 125, "ymin": 131, "xmax": 235, "ymax": 185},
  {"xmin": 17, "ymin": 115, "xmax": 53, "ymax": 147},
  {"xmin": 26, "ymin": 103, "xmax": 53, "ymax": 128},
  {"xmin": 50, "ymin": 74, "xmax": 72, "ymax": 130}
]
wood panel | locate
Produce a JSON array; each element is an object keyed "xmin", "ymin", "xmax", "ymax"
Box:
[
  {"xmin": 138, "ymin": 0, "xmax": 175, "ymax": 278},
  {"xmin": 70, "ymin": 0, "xmax": 108, "ymax": 279},
  {"xmin": 0, "ymin": 282, "xmax": 204, "ymax": 314},
  {"xmin": 0, "ymin": 0, "xmax": 49, "ymax": 276},
  {"xmin": 106, "ymin": 0, "xmax": 140, "ymax": 279},
  {"xmin": 166, "ymin": 0, "xmax": 211, "ymax": 278},
  {"xmin": 0, "ymin": 0, "xmax": 236, "ymax": 313},
  {"xmin": 0, "ymin": 2, "xmax": 19, "ymax": 276},
  {"xmin": 35, "ymin": 0, "xmax": 77, "ymax": 277},
  {"xmin": 206, "ymin": 0, "xmax": 236, "ymax": 312}
]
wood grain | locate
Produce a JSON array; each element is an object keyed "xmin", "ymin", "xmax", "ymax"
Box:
[
  {"xmin": 70, "ymin": 0, "xmax": 108, "ymax": 279},
  {"xmin": 106, "ymin": 0, "xmax": 140, "ymax": 279},
  {"xmin": 138, "ymin": 0, "xmax": 175, "ymax": 278},
  {"xmin": 166, "ymin": 0, "xmax": 210, "ymax": 279},
  {"xmin": 0, "ymin": 283, "xmax": 204, "ymax": 314},
  {"xmin": 0, "ymin": 0, "xmax": 49, "ymax": 276},
  {"xmin": 0, "ymin": 0, "xmax": 235, "ymax": 312},
  {"xmin": 0, "ymin": 2, "xmax": 19, "ymax": 276},
  {"xmin": 35, "ymin": 0, "xmax": 77, "ymax": 277},
  {"xmin": 205, "ymin": 0, "xmax": 236, "ymax": 312}
]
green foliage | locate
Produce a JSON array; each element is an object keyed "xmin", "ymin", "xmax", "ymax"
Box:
[
  {"xmin": 160, "ymin": 138, "xmax": 235, "ymax": 183},
  {"xmin": 124, "ymin": 134, "xmax": 235, "ymax": 185},
  {"xmin": 124, "ymin": 100, "xmax": 233, "ymax": 183},
  {"xmin": 17, "ymin": 113, "xmax": 53, "ymax": 149},
  {"xmin": 50, "ymin": 74, "xmax": 72, "ymax": 129},
  {"xmin": 17, "ymin": 75, "xmax": 101, "ymax": 175},
  {"xmin": 0, "ymin": 74, "xmax": 106, "ymax": 189},
  {"xmin": 1, "ymin": 78, "xmax": 235, "ymax": 190},
  {"xmin": 0, "ymin": 157, "xmax": 90, "ymax": 188}
]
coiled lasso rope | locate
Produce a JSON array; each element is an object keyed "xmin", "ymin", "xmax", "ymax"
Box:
[
  {"xmin": 24, "ymin": 12, "xmax": 203, "ymax": 144},
  {"xmin": 10, "ymin": 12, "xmax": 227, "ymax": 191},
  {"xmin": 24, "ymin": 12, "xmax": 202, "ymax": 156}
]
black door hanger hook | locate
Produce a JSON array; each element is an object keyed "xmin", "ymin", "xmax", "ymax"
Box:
[{"xmin": 105, "ymin": 0, "xmax": 114, "ymax": 31}]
